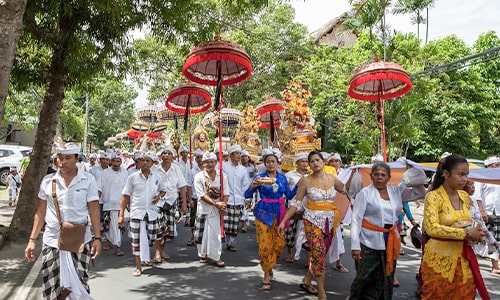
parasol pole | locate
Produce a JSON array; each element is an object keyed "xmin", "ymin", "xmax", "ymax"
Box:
[
  {"xmin": 215, "ymin": 61, "xmax": 225, "ymax": 241},
  {"xmin": 189, "ymin": 112, "xmax": 192, "ymax": 169},
  {"xmin": 378, "ymin": 83, "xmax": 387, "ymax": 162}
]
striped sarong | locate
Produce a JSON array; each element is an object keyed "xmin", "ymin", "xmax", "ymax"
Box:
[
  {"xmin": 285, "ymin": 218, "xmax": 297, "ymax": 248},
  {"xmin": 194, "ymin": 214, "xmax": 207, "ymax": 244},
  {"xmin": 130, "ymin": 215, "xmax": 157, "ymax": 255},
  {"xmin": 224, "ymin": 204, "xmax": 243, "ymax": 237},
  {"xmin": 349, "ymin": 244, "xmax": 395, "ymax": 300},
  {"xmin": 41, "ymin": 243, "xmax": 92, "ymax": 300},
  {"xmin": 157, "ymin": 205, "xmax": 176, "ymax": 241}
]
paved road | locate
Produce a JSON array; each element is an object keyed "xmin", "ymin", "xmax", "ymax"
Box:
[{"xmin": 0, "ymin": 201, "xmax": 499, "ymax": 299}]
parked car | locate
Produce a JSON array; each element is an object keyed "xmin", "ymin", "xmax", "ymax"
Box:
[{"xmin": 0, "ymin": 145, "xmax": 32, "ymax": 185}]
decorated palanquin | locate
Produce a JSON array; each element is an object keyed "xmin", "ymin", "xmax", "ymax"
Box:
[
  {"xmin": 192, "ymin": 126, "xmax": 211, "ymax": 152},
  {"xmin": 279, "ymin": 81, "xmax": 321, "ymax": 172},
  {"xmin": 234, "ymin": 105, "xmax": 262, "ymax": 162}
]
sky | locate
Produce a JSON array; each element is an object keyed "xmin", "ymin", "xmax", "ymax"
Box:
[{"xmin": 134, "ymin": 0, "xmax": 500, "ymax": 108}]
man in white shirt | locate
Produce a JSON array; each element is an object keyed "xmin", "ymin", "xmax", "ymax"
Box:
[
  {"xmin": 194, "ymin": 152, "xmax": 229, "ymax": 267},
  {"xmin": 187, "ymin": 149, "xmax": 205, "ymax": 246},
  {"xmin": 118, "ymin": 151, "xmax": 166, "ymax": 277},
  {"xmin": 222, "ymin": 145, "xmax": 250, "ymax": 252},
  {"xmin": 98, "ymin": 153, "xmax": 129, "ymax": 256},
  {"xmin": 285, "ymin": 152, "xmax": 310, "ymax": 263},
  {"xmin": 7, "ymin": 166, "xmax": 22, "ymax": 206},
  {"xmin": 240, "ymin": 150, "xmax": 256, "ymax": 232},
  {"xmin": 25, "ymin": 143, "xmax": 102, "ymax": 299},
  {"xmin": 474, "ymin": 156, "xmax": 500, "ymax": 274},
  {"xmin": 153, "ymin": 146, "xmax": 188, "ymax": 262},
  {"xmin": 177, "ymin": 145, "xmax": 193, "ymax": 226}
]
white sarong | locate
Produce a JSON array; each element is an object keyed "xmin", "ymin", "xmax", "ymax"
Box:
[
  {"xmin": 197, "ymin": 211, "xmax": 222, "ymax": 261},
  {"xmin": 60, "ymin": 251, "xmax": 93, "ymax": 300},
  {"xmin": 105, "ymin": 211, "xmax": 121, "ymax": 247}
]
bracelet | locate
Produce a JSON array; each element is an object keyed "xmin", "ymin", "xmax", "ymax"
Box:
[
  {"xmin": 93, "ymin": 236, "xmax": 103, "ymax": 242},
  {"xmin": 29, "ymin": 237, "xmax": 37, "ymax": 241}
]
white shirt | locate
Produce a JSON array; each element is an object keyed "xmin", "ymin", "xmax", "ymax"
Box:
[
  {"xmin": 474, "ymin": 181, "xmax": 500, "ymax": 216},
  {"xmin": 194, "ymin": 169, "xmax": 229, "ymax": 215},
  {"xmin": 190, "ymin": 164, "xmax": 202, "ymax": 199},
  {"xmin": 38, "ymin": 169, "xmax": 99, "ymax": 248},
  {"xmin": 222, "ymin": 161, "xmax": 250, "ymax": 206},
  {"xmin": 153, "ymin": 163, "xmax": 188, "ymax": 206},
  {"xmin": 286, "ymin": 170, "xmax": 307, "ymax": 210},
  {"xmin": 350, "ymin": 184, "xmax": 426, "ymax": 251},
  {"xmin": 7, "ymin": 173, "xmax": 21, "ymax": 190},
  {"xmin": 177, "ymin": 159, "xmax": 193, "ymax": 184},
  {"xmin": 98, "ymin": 168, "xmax": 129, "ymax": 211},
  {"xmin": 122, "ymin": 170, "xmax": 166, "ymax": 220}
]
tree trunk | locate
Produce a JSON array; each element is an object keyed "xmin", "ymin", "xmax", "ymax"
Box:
[
  {"xmin": 0, "ymin": 0, "xmax": 28, "ymax": 124},
  {"xmin": 9, "ymin": 55, "xmax": 68, "ymax": 240}
]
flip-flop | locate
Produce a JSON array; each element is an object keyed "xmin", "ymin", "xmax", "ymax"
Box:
[
  {"xmin": 300, "ymin": 283, "xmax": 318, "ymax": 295},
  {"xmin": 161, "ymin": 254, "xmax": 170, "ymax": 261},
  {"xmin": 215, "ymin": 260, "xmax": 225, "ymax": 267},
  {"xmin": 261, "ymin": 282, "xmax": 271, "ymax": 291},
  {"xmin": 227, "ymin": 245, "xmax": 237, "ymax": 252},
  {"xmin": 142, "ymin": 261, "xmax": 152, "ymax": 266},
  {"xmin": 285, "ymin": 257, "xmax": 294, "ymax": 263},
  {"xmin": 199, "ymin": 257, "xmax": 209, "ymax": 263},
  {"xmin": 114, "ymin": 249, "xmax": 124, "ymax": 256},
  {"xmin": 187, "ymin": 240, "xmax": 195, "ymax": 246},
  {"xmin": 152, "ymin": 256, "xmax": 162, "ymax": 263},
  {"xmin": 133, "ymin": 269, "xmax": 142, "ymax": 277}
]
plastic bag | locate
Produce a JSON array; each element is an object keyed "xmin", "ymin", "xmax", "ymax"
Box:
[{"xmin": 401, "ymin": 167, "xmax": 428, "ymax": 186}]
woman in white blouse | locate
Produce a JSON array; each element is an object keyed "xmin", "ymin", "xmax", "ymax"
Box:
[{"xmin": 349, "ymin": 162, "xmax": 426, "ymax": 299}]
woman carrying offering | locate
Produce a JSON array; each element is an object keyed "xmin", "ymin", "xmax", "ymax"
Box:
[
  {"xmin": 421, "ymin": 154, "xmax": 489, "ymax": 299},
  {"xmin": 244, "ymin": 148, "xmax": 297, "ymax": 291},
  {"xmin": 349, "ymin": 162, "xmax": 426, "ymax": 299},
  {"xmin": 278, "ymin": 150, "xmax": 349, "ymax": 300}
]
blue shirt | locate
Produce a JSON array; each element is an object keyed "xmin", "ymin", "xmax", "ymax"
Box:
[{"xmin": 244, "ymin": 172, "xmax": 297, "ymax": 226}]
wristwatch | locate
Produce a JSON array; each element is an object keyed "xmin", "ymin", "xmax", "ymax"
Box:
[{"xmin": 93, "ymin": 236, "xmax": 103, "ymax": 242}]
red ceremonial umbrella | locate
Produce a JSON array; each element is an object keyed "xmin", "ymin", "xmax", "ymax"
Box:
[
  {"xmin": 347, "ymin": 61, "xmax": 412, "ymax": 162},
  {"xmin": 183, "ymin": 33, "xmax": 252, "ymax": 238},
  {"xmin": 166, "ymin": 82, "xmax": 212, "ymax": 159},
  {"xmin": 255, "ymin": 98, "xmax": 283, "ymax": 146}
]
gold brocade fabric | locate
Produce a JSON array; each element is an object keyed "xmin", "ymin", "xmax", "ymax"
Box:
[{"xmin": 422, "ymin": 186, "xmax": 472, "ymax": 283}]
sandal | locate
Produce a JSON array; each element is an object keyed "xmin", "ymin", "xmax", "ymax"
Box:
[
  {"xmin": 161, "ymin": 253, "xmax": 170, "ymax": 261},
  {"xmin": 261, "ymin": 282, "xmax": 271, "ymax": 291},
  {"xmin": 333, "ymin": 265, "xmax": 349, "ymax": 273},
  {"xmin": 187, "ymin": 240, "xmax": 195, "ymax": 246},
  {"xmin": 114, "ymin": 249, "xmax": 124, "ymax": 256},
  {"xmin": 199, "ymin": 256, "xmax": 209, "ymax": 263},
  {"xmin": 300, "ymin": 282, "xmax": 318, "ymax": 295},
  {"xmin": 215, "ymin": 260, "xmax": 225, "ymax": 267},
  {"xmin": 227, "ymin": 245, "xmax": 237, "ymax": 252},
  {"xmin": 152, "ymin": 256, "xmax": 162, "ymax": 263},
  {"xmin": 142, "ymin": 261, "xmax": 152, "ymax": 266},
  {"xmin": 133, "ymin": 269, "xmax": 142, "ymax": 277},
  {"xmin": 285, "ymin": 256, "xmax": 294, "ymax": 263}
]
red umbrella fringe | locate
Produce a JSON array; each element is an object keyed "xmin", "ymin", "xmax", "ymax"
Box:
[
  {"xmin": 348, "ymin": 72, "xmax": 412, "ymax": 101},
  {"xmin": 183, "ymin": 52, "xmax": 252, "ymax": 86},
  {"xmin": 165, "ymin": 89, "xmax": 212, "ymax": 114},
  {"xmin": 256, "ymin": 105, "xmax": 283, "ymax": 115}
]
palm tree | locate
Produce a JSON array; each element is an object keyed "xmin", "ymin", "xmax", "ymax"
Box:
[{"xmin": 393, "ymin": 0, "xmax": 434, "ymax": 44}]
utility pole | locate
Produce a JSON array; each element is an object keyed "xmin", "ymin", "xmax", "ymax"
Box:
[{"xmin": 83, "ymin": 93, "xmax": 89, "ymax": 153}]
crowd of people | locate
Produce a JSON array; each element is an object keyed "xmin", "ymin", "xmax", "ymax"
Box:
[{"xmin": 21, "ymin": 142, "xmax": 500, "ymax": 299}]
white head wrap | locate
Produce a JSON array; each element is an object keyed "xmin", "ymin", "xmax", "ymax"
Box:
[
  {"xmin": 161, "ymin": 146, "xmax": 175, "ymax": 155},
  {"xmin": 140, "ymin": 151, "xmax": 155, "ymax": 160},
  {"xmin": 485, "ymin": 156, "xmax": 499, "ymax": 167},
  {"xmin": 10, "ymin": 166, "xmax": 17, "ymax": 171},
  {"xmin": 295, "ymin": 152, "xmax": 308, "ymax": 162},
  {"xmin": 229, "ymin": 145, "xmax": 242, "ymax": 154},
  {"xmin": 331, "ymin": 153, "xmax": 341, "ymax": 162},
  {"xmin": 371, "ymin": 154, "xmax": 384, "ymax": 162},
  {"xmin": 179, "ymin": 146, "xmax": 189, "ymax": 153},
  {"xmin": 56, "ymin": 143, "xmax": 80, "ymax": 155},
  {"xmin": 241, "ymin": 150, "xmax": 250, "ymax": 157},
  {"xmin": 194, "ymin": 149, "xmax": 205, "ymax": 157},
  {"xmin": 202, "ymin": 152, "xmax": 217, "ymax": 162}
]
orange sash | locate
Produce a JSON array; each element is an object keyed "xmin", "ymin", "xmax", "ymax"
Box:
[
  {"xmin": 361, "ymin": 219, "xmax": 400, "ymax": 275},
  {"xmin": 307, "ymin": 202, "xmax": 340, "ymax": 236}
]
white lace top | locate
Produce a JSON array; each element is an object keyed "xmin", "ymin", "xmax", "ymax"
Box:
[{"xmin": 292, "ymin": 185, "xmax": 337, "ymax": 234}]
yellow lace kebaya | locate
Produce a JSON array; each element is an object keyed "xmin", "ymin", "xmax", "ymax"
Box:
[{"xmin": 423, "ymin": 185, "xmax": 472, "ymax": 283}]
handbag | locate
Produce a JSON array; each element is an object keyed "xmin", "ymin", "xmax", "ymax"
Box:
[
  {"xmin": 52, "ymin": 180, "xmax": 87, "ymax": 253},
  {"xmin": 161, "ymin": 201, "xmax": 172, "ymax": 212},
  {"xmin": 411, "ymin": 224, "xmax": 422, "ymax": 249}
]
